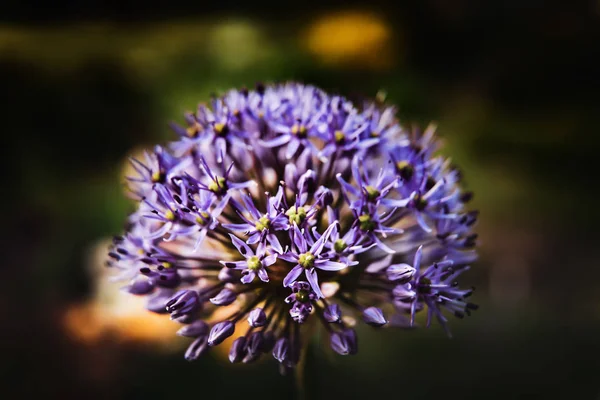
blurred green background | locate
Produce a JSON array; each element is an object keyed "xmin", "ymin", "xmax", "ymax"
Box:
[{"xmin": 2, "ymin": 1, "xmax": 600, "ymax": 399}]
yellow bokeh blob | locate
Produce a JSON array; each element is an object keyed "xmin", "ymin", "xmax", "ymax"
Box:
[{"xmin": 304, "ymin": 11, "xmax": 395, "ymax": 69}]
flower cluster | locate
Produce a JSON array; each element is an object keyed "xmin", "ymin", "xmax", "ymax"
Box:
[{"xmin": 108, "ymin": 82, "xmax": 479, "ymax": 373}]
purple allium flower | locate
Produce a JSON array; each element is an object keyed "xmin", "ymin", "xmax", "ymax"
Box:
[
  {"xmin": 109, "ymin": 82, "xmax": 479, "ymax": 373},
  {"xmin": 222, "ymin": 188, "xmax": 287, "ymax": 252},
  {"xmin": 285, "ymin": 281, "xmax": 317, "ymax": 323},
  {"xmin": 220, "ymin": 236, "xmax": 277, "ymax": 284},
  {"xmin": 280, "ymin": 223, "xmax": 346, "ymax": 298}
]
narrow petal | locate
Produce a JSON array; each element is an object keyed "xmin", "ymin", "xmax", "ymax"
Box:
[
  {"xmin": 257, "ymin": 268, "xmax": 270, "ymax": 282},
  {"xmin": 267, "ymin": 234, "xmax": 283, "ymax": 253},
  {"xmin": 363, "ymin": 306, "xmax": 388, "ymax": 327},
  {"xmin": 241, "ymin": 270, "xmax": 256, "ymax": 284},
  {"xmin": 285, "ymin": 137, "xmax": 301, "ymax": 159},
  {"xmin": 259, "ymin": 134, "xmax": 291, "ymax": 148},
  {"xmin": 263, "ymin": 254, "xmax": 277, "ymax": 266},
  {"xmin": 310, "ymin": 222, "xmax": 337, "ymax": 255},
  {"xmin": 315, "ymin": 260, "xmax": 348, "ymax": 271},
  {"xmin": 222, "ymin": 223, "xmax": 252, "ymax": 232},
  {"xmin": 278, "ymin": 252, "xmax": 298, "ymax": 262},
  {"xmin": 248, "ymin": 308, "xmax": 267, "ymax": 327},
  {"xmin": 283, "ymin": 265, "xmax": 303, "ymax": 287},
  {"xmin": 306, "ymin": 268, "xmax": 324, "ymax": 299},
  {"xmin": 229, "ymin": 234, "xmax": 253, "ymax": 257}
]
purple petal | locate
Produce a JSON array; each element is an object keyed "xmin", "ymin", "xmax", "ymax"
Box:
[
  {"xmin": 123, "ymin": 279, "xmax": 154, "ymax": 295},
  {"xmin": 241, "ymin": 270, "xmax": 256, "ymax": 284},
  {"xmin": 330, "ymin": 332, "xmax": 350, "ymax": 355},
  {"xmin": 219, "ymin": 260, "xmax": 247, "ymax": 269},
  {"xmin": 386, "ymin": 263, "xmax": 416, "ymax": 282},
  {"xmin": 292, "ymin": 225, "xmax": 307, "ymax": 252},
  {"xmin": 210, "ymin": 288, "xmax": 237, "ymax": 306},
  {"xmin": 177, "ymin": 320, "xmax": 209, "ymax": 338},
  {"xmin": 208, "ymin": 321, "xmax": 235, "ymax": 346},
  {"xmin": 263, "ymin": 254, "xmax": 277, "ymax": 266},
  {"xmin": 285, "ymin": 137, "xmax": 301, "ymax": 159},
  {"xmin": 278, "ymin": 252, "xmax": 298, "ymax": 262},
  {"xmin": 248, "ymin": 308, "xmax": 267, "ymax": 327},
  {"xmin": 343, "ymin": 328, "xmax": 358, "ymax": 355},
  {"xmin": 283, "ymin": 265, "xmax": 303, "ymax": 287},
  {"xmin": 323, "ymin": 303, "xmax": 342, "ymax": 323},
  {"xmin": 414, "ymin": 245, "xmax": 423, "ymax": 270},
  {"xmin": 267, "ymin": 234, "xmax": 283, "ymax": 253},
  {"xmin": 228, "ymin": 234, "xmax": 253, "ymax": 257},
  {"xmin": 306, "ymin": 268, "xmax": 324, "ymax": 299},
  {"xmin": 393, "ymin": 283, "xmax": 416, "ymax": 300},
  {"xmin": 315, "ymin": 260, "xmax": 347, "ymax": 271},
  {"xmin": 310, "ymin": 222, "xmax": 337, "ymax": 255},
  {"xmin": 415, "ymin": 213, "xmax": 432, "ymax": 233},
  {"xmin": 260, "ymin": 134, "xmax": 291, "ymax": 148},
  {"xmin": 185, "ymin": 337, "xmax": 209, "ymax": 361},
  {"xmin": 257, "ymin": 268, "xmax": 269, "ymax": 282},
  {"xmin": 365, "ymin": 255, "xmax": 393, "ymax": 273},
  {"xmin": 363, "ymin": 306, "xmax": 388, "ymax": 327},
  {"xmin": 229, "ymin": 337, "xmax": 247, "ymax": 363},
  {"xmin": 222, "ymin": 223, "xmax": 252, "ymax": 232}
]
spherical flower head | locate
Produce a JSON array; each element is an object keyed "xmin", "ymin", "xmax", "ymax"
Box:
[{"xmin": 108, "ymin": 82, "xmax": 480, "ymax": 373}]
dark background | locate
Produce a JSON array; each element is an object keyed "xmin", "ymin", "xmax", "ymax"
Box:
[{"xmin": 2, "ymin": 1, "xmax": 600, "ymax": 399}]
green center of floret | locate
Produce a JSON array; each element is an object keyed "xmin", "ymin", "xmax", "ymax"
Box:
[
  {"xmin": 365, "ymin": 185, "xmax": 380, "ymax": 201},
  {"xmin": 396, "ymin": 160, "xmax": 414, "ymax": 181},
  {"xmin": 298, "ymin": 252, "xmax": 315, "ymax": 268},
  {"xmin": 286, "ymin": 205, "xmax": 307, "ymax": 225},
  {"xmin": 358, "ymin": 214, "xmax": 375, "ymax": 231},
  {"xmin": 334, "ymin": 239, "xmax": 347, "ymax": 253},
  {"xmin": 334, "ymin": 130, "xmax": 345, "ymax": 143},
  {"xmin": 291, "ymin": 124, "xmax": 308, "ymax": 138},
  {"xmin": 295, "ymin": 289, "xmax": 311, "ymax": 303},
  {"xmin": 208, "ymin": 176, "xmax": 228, "ymax": 194},
  {"xmin": 195, "ymin": 211, "xmax": 210, "ymax": 225},
  {"xmin": 247, "ymin": 256, "xmax": 261, "ymax": 271},
  {"xmin": 255, "ymin": 215, "xmax": 271, "ymax": 231}
]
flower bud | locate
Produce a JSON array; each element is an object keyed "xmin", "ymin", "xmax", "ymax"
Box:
[{"xmin": 208, "ymin": 321, "xmax": 235, "ymax": 346}]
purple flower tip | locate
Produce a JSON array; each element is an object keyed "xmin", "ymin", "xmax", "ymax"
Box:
[
  {"xmin": 386, "ymin": 263, "xmax": 416, "ymax": 282},
  {"xmin": 124, "ymin": 279, "xmax": 154, "ymax": 295},
  {"xmin": 323, "ymin": 303, "xmax": 342, "ymax": 323},
  {"xmin": 248, "ymin": 308, "xmax": 267, "ymax": 327},
  {"xmin": 245, "ymin": 331, "xmax": 264, "ymax": 359},
  {"xmin": 166, "ymin": 290, "xmax": 200, "ymax": 320},
  {"xmin": 330, "ymin": 332, "xmax": 350, "ymax": 355},
  {"xmin": 177, "ymin": 320, "xmax": 209, "ymax": 338},
  {"xmin": 229, "ymin": 337, "xmax": 247, "ymax": 363},
  {"xmin": 209, "ymin": 288, "xmax": 237, "ymax": 306},
  {"xmin": 208, "ymin": 321, "xmax": 235, "ymax": 346},
  {"xmin": 343, "ymin": 328, "xmax": 358, "ymax": 355},
  {"xmin": 273, "ymin": 337, "xmax": 289, "ymax": 363},
  {"xmin": 185, "ymin": 337, "xmax": 209, "ymax": 361},
  {"xmin": 363, "ymin": 306, "xmax": 388, "ymax": 327},
  {"xmin": 393, "ymin": 283, "xmax": 416, "ymax": 301}
]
